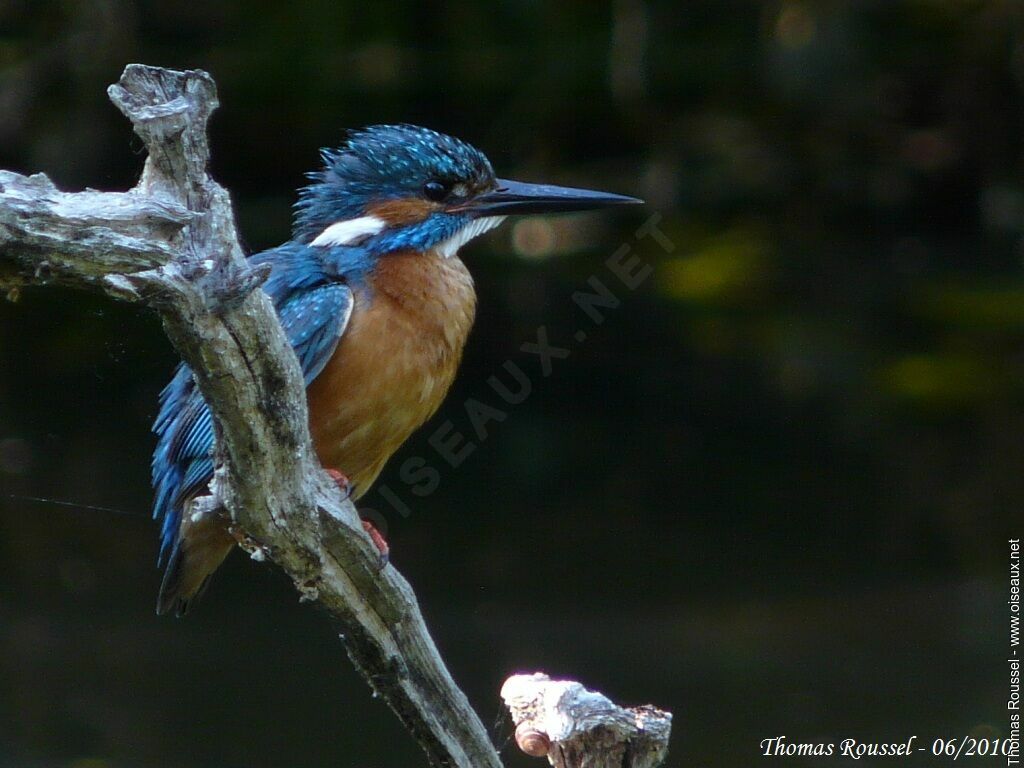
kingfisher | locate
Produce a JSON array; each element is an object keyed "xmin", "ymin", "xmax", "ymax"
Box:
[{"xmin": 151, "ymin": 124, "xmax": 641, "ymax": 615}]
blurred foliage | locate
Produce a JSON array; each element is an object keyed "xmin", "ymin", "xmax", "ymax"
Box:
[{"xmin": 0, "ymin": 1, "xmax": 1021, "ymax": 767}]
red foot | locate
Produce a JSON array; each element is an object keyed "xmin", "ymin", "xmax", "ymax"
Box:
[
  {"xmin": 325, "ymin": 468, "xmax": 352, "ymax": 500},
  {"xmin": 361, "ymin": 519, "xmax": 390, "ymax": 570},
  {"xmin": 325, "ymin": 467, "xmax": 389, "ymax": 570}
]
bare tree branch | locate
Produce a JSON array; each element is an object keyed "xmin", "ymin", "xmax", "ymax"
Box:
[
  {"xmin": 501, "ymin": 673, "xmax": 672, "ymax": 768},
  {"xmin": 0, "ymin": 64, "xmax": 501, "ymax": 768}
]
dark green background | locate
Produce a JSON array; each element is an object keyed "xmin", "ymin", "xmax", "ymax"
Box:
[{"xmin": 0, "ymin": 1, "xmax": 1018, "ymax": 766}]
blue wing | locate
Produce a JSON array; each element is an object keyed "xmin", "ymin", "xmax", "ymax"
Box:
[{"xmin": 151, "ymin": 244, "xmax": 354, "ymax": 566}]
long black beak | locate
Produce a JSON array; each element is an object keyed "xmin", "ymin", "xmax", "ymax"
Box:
[{"xmin": 457, "ymin": 178, "xmax": 643, "ymax": 217}]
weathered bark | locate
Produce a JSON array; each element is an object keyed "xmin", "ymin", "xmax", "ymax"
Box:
[
  {"xmin": 0, "ymin": 64, "xmax": 500, "ymax": 768},
  {"xmin": 502, "ymin": 674, "xmax": 672, "ymax": 768}
]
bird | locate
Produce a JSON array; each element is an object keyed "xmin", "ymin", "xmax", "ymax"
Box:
[{"xmin": 151, "ymin": 124, "xmax": 641, "ymax": 616}]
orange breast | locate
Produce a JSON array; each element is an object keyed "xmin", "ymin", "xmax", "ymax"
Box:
[{"xmin": 305, "ymin": 250, "xmax": 476, "ymax": 498}]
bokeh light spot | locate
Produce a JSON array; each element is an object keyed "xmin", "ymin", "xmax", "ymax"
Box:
[
  {"xmin": 0, "ymin": 436, "xmax": 34, "ymax": 475},
  {"xmin": 776, "ymin": 3, "xmax": 817, "ymax": 49},
  {"xmin": 511, "ymin": 217, "xmax": 558, "ymax": 260}
]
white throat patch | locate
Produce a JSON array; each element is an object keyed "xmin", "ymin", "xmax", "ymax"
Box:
[
  {"xmin": 436, "ymin": 216, "xmax": 507, "ymax": 259},
  {"xmin": 310, "ymin": 215, "xmax": 386, "ymax": 247}
]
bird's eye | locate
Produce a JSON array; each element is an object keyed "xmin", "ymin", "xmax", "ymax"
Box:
[{"xmin": 423, "ymin": 179, "xmax": 450, "ymax": 202}]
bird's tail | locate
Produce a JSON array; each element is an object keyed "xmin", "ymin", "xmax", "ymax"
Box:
[{"xmin": 156, "ymin": 519, "xmax": 234, "ymax": 617}]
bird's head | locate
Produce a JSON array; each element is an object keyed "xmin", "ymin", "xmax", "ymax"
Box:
[{"xmin": 294, "ymin": 124, "xmax": 640, "ymax": 259}]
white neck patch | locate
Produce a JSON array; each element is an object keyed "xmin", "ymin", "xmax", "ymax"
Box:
[
  {"xmin": 435, "ymin": 216, "xmax": 506, "ymax": 259},
  {"xmin": 310, "ymin": 215, "xmax": 386, "ymax": 247}
]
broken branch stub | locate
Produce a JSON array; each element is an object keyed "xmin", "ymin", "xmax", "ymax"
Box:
[{"xmin": 501, "ymin": 673, "xmax": 672, "ymax": 768}]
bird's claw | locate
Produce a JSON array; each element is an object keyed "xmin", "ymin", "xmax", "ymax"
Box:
[
  {"xmin": 325, "ymin": 467, "xmax": 353, "ymax": 501},
  {"xmin": 361, "ymin": 519, "xmax": 390, "ymax": 570},
  {"xmin": 325, "ymin": 467, "xmax": 388, "ymax": 569}
]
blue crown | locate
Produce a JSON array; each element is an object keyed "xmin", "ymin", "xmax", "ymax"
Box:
[{"xmin": 293, "ymin": 124, "xmax": 495, "ymax": 242}]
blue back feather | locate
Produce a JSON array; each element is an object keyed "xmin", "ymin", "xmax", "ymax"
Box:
[{"xmin": 151, "ymin": 242, "xmax": 356, "ymax": 565}]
